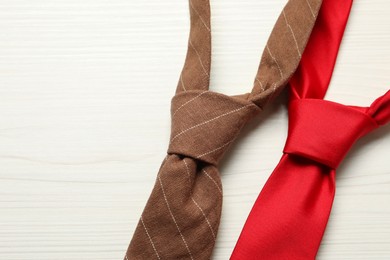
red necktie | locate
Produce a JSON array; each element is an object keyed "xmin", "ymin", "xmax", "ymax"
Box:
[{"xmin": 231, "ymin": 0, "xmax": 390, "ymax": 259}]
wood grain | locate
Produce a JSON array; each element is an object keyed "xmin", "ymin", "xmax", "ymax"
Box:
[{"xmin": 0, "ymin": 0, "xmax": 389, "ymax": 259}]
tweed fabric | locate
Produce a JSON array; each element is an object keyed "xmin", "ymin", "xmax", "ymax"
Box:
[{"xmin": 125, "ymin": 0, "xmax": 322, "ymax": 259}]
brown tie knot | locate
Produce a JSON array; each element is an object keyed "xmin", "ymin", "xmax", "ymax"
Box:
[{"xmin": 167, "ymin": 90, "xmax": 260, "ymax": 165}]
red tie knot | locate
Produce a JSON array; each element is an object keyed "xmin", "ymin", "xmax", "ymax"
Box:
[
  {"xmin": 168, "ymin": 90, "xmax": 260, "ymax": 165},
  {"xmin": 283, "ymin": 99, "xmax": 378, "ymax": 169}
]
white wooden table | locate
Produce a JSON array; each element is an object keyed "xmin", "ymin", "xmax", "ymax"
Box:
[{"xmin": 0, "ymin": 0, "xmax": 389, "ymax": 259}]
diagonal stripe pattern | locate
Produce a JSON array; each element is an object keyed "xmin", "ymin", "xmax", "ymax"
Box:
[{"xmin": 125, "ymin": 0, "xmax": 322, "ymax": 259}]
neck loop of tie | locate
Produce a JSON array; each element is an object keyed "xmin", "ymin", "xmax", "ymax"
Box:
[
  {"xmin": 178, "ymin": 0, "xmax": 322, "ymax": 100},
  {"xmin": 169, "ymin": 0, "xmax": 323, "ymax": 165},
  {"xmin": 283, "ymin": 98, "xmax": 383, "ymax": 169}
]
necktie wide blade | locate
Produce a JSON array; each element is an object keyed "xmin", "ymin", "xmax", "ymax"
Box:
[{"xmin": 232, "ymin": 155, "xmax": 337, "ymax": 259}]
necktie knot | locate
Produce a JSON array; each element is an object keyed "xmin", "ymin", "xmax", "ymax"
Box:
[
  {"xmin": 168, "ymin": 90, "xmax": 260, "ymax": 165},
  {"xmin": 283, "ymin": 99, "xmax": 378, "ymax": 169}
]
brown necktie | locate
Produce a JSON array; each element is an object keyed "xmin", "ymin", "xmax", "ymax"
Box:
[{"xmin": 125, "ymin": 0, "xmax": 322, "ymax": 259}]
